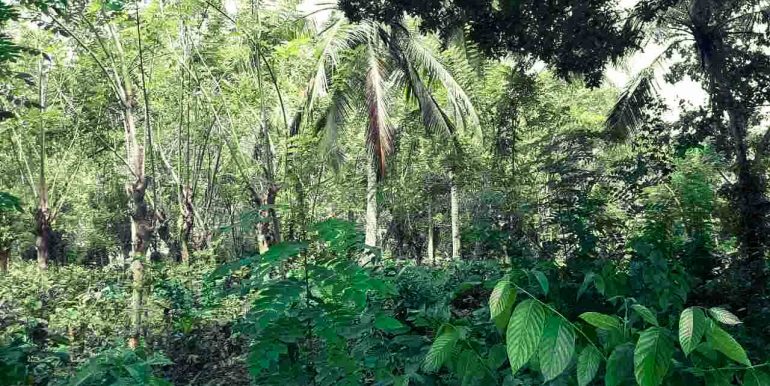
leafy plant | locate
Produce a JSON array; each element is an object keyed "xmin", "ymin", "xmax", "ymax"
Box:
[
  {"xmin": 63, "ymin": 347, "xmax": 171, "ymax": 386},
  {"xmin": 426, "ymin": 268, "xmax": 769, "ymax": 386}
]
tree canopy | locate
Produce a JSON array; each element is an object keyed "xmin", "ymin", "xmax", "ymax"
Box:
[{"xmin": 0, "ymin": 0, "xmax": 769, "ymax": 385}]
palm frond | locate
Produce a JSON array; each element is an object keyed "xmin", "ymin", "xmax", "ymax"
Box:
[
  {"xmin": 398, "ymin": 26, "xmax": 480, "ymax": 133},
  {"xmin": 388, "ymin": 34, "xmax": 455, "ymax": 139},
  {"xmin": 296, "ymin": 18, "xmax": 368, "ymax": 134},
  {"xmin": 317, "ymin": 84, "xmax": 351, "ymax": 171},
  {"xmin": 365, "ymin": 42, "xmax": 393, "ymax": 178},
  {"xmin": 605, "ymin": 68, "xmax": 658, "ymax": 141},
  {"xmin": 605, "ymin": 41, "xmax": 679, "ymax": 140},
  {"xmin": 720, "ymin": 2, "xmax": 770, "ymax": 32}
]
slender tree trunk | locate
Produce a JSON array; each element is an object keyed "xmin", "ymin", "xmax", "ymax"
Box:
[
  {"xmin": 36, "ymin": 56, "xmax": 50, "ymax": 270},
  {"xmin": 179, "ymin": 185, "xmax": 194, "ymax": 263},
  {"xmin": 118, "ymin": 50, "xmax": 151, "ymax": 350},
  {"xmin": 250, "ymin": 183, "xmax": 281, "ymax": 254},
  {"xmin": 427, "ymin": 202, "xmax": 434, "ymax": 264},
  {"xmin": 129, "ymin": 253, "xmax": 144, "ymax": 349},
  {"xmin": 449, "ymin": 169, "xmax": 460, "ymax": 260},
  {"xmin": 0, "ymin": 248, "xmax": 9, "ymax": 274},
  {"xmin": 365, "ymin": 160, "xmax": 377, "ymax": 247},
  {"xmin": 35, "ymin": 206, "xmax": 50, "ymax": 269}
]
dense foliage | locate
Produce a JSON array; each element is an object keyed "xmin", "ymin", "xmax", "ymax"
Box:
[{"xmin": 1, "ymin": 0, "xmax": 769, "ymax": 385}]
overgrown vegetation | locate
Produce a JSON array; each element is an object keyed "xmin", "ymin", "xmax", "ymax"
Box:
[{"xmin": 1, "ymin": 0, "xmax": 769, "ymax": 385}]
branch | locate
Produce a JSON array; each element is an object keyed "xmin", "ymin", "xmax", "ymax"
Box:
[{"xmin": 46, "ymin": 13, "xmax": 123, "ymax": 102}]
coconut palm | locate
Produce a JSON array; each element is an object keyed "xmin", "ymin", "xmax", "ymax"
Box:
[
  {"xmin": 607, "ymin": 0, "xmax": 770, "ymax": 292},
  {"xmin": 294, "ymin": 15, "xmax": 479, "ymax": 252}
]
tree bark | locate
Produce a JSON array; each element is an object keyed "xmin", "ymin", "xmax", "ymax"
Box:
[
  {"xmin": 0, "ymin": 248, "xmax": 9, "ymax": 274},
  {"xmin": 449, "ymin": 169, "xmax": 461, "ymax": 259},
  {"xmin": 427, "ymin": 202, "xmax": 434, "ymax": 264},
  {"xmin": 35, "ymin": 206, "xmax": 50, "ymax": 269},
  {"xmin": 250, "ymin": 183, "xmax": 282, "ymax": 254},
  {"xmin": 36, "ymin": 56, "xmax": 50, "ymax": 270},
  {"xmin": 365, "ymin": 160, "xmax": 378, "ymax": 247},
  {"xmin": 179, "ymin": 185, "xmax": 194, "ymax": 263},
  {"xmin": 128, "ymin": 255, "xmax": 144, "ymax": 349}
]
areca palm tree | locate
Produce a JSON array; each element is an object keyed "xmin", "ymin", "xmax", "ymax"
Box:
[
  {"xmin": 295, "ymin": 15, "xmax": 479, "ymax": 253},
  {"xmin": 608, "ymin": 0, "xmax": 770, "ymax": 292}
]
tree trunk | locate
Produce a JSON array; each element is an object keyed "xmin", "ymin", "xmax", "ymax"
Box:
[
  {"xmin": 427, "ymin": 202, "xmax": 434, "ymax": 264},
  {"xmin": 179, "ymin": 185, "xmax": 194, "ymax": 263},
  {"xmin": 449, "ymin": 170, "xmax": 461, "ymax": 259},
  {"xmin": 250, "ymin": 183, "xmax": 282, "ymax": 254},
  {"xmin": 124, "ymin": 105, "xmax": 151, "ymax": 349},
  {"xmin": 129, "ymin": 255, "xmax": 144, "ymax": 349},
  {"xmin": 0, "ymin": 248, "xmax": 9, "ymax": 274},
  {"xmin": 36, "ymin": 55, "xmax": 50, "ymax": 270},
  {"xmin": 35, "ymin": 206, "xmax": 50, "ymax": 269},
  {"xmin": 365, "ymin": 160, "xmax": 377, "ymax": 247}
]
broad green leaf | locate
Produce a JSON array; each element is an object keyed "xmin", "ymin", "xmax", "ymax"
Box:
[
  {"xmin": 704, "ymin": 370, "xmax": 733, "ymax": 386},
  {"xmin": 678, "ymin": 307, "xmax": 705, "ymax": 356},
  {"xmin": 423, "ymin": 326, "xmax": 460, "ymax": 372},
  {"xmin": 489, "ymin": 280, "xmax": 517, "ymax": 331},
  {"xmin": 606, "ymin": 343, "xmax": 635, "ymax": 386},
  {"xmin": 634, "ymin": 327, "xmax": 674, "ymax": 386},
  {"xmin": 487, "ymin": 344, "xmax": 508, "ymax": 370},
  {"xmin": 708, "ymin": 307, "xmax": 742, "ymax": 326},
  {"xmin": 577, "ymin": 272, "xmax": 595, "ymax": 300},
  {"xmin": 706, "ymin": 321, "xmax": 750, "ymax": 365},
  {"xmin": 374, "ymin": 315, "xmax": 406, "ymax": 333},
  {"xmin": 261, "ymin": 242, "xmax": 308, "ymax": 263},
  {"xmin": 577, "ymin": 345, "xmax": 602, "ymax": 386},
  {"xmin": 531, "ymin": 270, "xmax": 549, "ymax": 296},
  {"xmin": 632, "ymin": 304, "xmax": 659, "ymax": 326},
  {"xmin": 744, "ymin": 369, "xmax": 770, "ymax": 386},
  {"xmin": 506, "ymin": 299, "xmax": 547, "ymax": 375},
  {"xmin": 457, "ymin": 349, "xmax": 483, "ymax": 386},
  {"xmin": 538, "ymin": 316, "xmax": 575, "ymax": 381},
  {"xmin": 579, "ymin": 312, "xmax": 622, "ymax": 332}
]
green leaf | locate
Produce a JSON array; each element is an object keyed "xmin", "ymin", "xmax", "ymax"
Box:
[
  {"xmin": 706, "ymin": 321, "xmax": 750, "ymax": 366},
  {"xmin": 489, "ymin": 280, "xmax": 517, "ymax": 331},
  {"xmin": 487, "ymin": 344, "xmax": 508, "ymax": 370},
  {"xmin": 423, "ymin": 326, "xmax": 460, "ymax": 372},
  {"xmin": 506, "ymin": 299, "xmax": 547, "ymax": 375},
  {"xmin": 708, "ymin": 307, "xmax": 742, "ymax": 326},
  {"xmin": 743, "ymin": 369, "xmax": 770, "ymax": 386},
  {"xmin": 577, "ymin": 272, "xmax": 595, "ymax": 300},
  {"xmin": 577, "ymin": 345, "xmax": 602, "ymax": 386},
  {"xmin": 632, "ymin": 304, "xmax": 659, "ymax": 326},
  {"xmin": 374, "ymin": 315, "xmax": 406, "ymax": 333},
  {"xmin": 530, "ymin": 270, "xmax": 549, "ymax": 296},
  {"xmin": 579, "ymin": 312, "xmax": 622, "ymax": 332},
  {"xmin": 634, "ymin": 327, "xmax": 674, "ymax": 386},
  {"xmin": 678, "ymin": 307, "xmax": 705, "ymax": 356},
  {"xmin": 704, "ymin": 370, "xmax": 733, "ymax": 386},
  {"xmin": 538, "ymin": 316, "xmax": 575, "ymax": 381},
  {"xmin": 260, "ymin": 242, "xmax": 308, "ymax": 263},
  {"xmin": 0, "ymin": 191, "xmax": 22, "ymax": 212},
  {"xmin": 606, "ymin": 343, "xmax": 635, "ymax": 386}
]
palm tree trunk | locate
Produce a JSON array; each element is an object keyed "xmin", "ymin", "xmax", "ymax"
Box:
[
  {"xmin": 365, "ymin": 160, "xmax": 378, "ymax": 247},
  {"xmin": 449, "ymin": 169, "xmax": 460, "ymax": 259}
]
